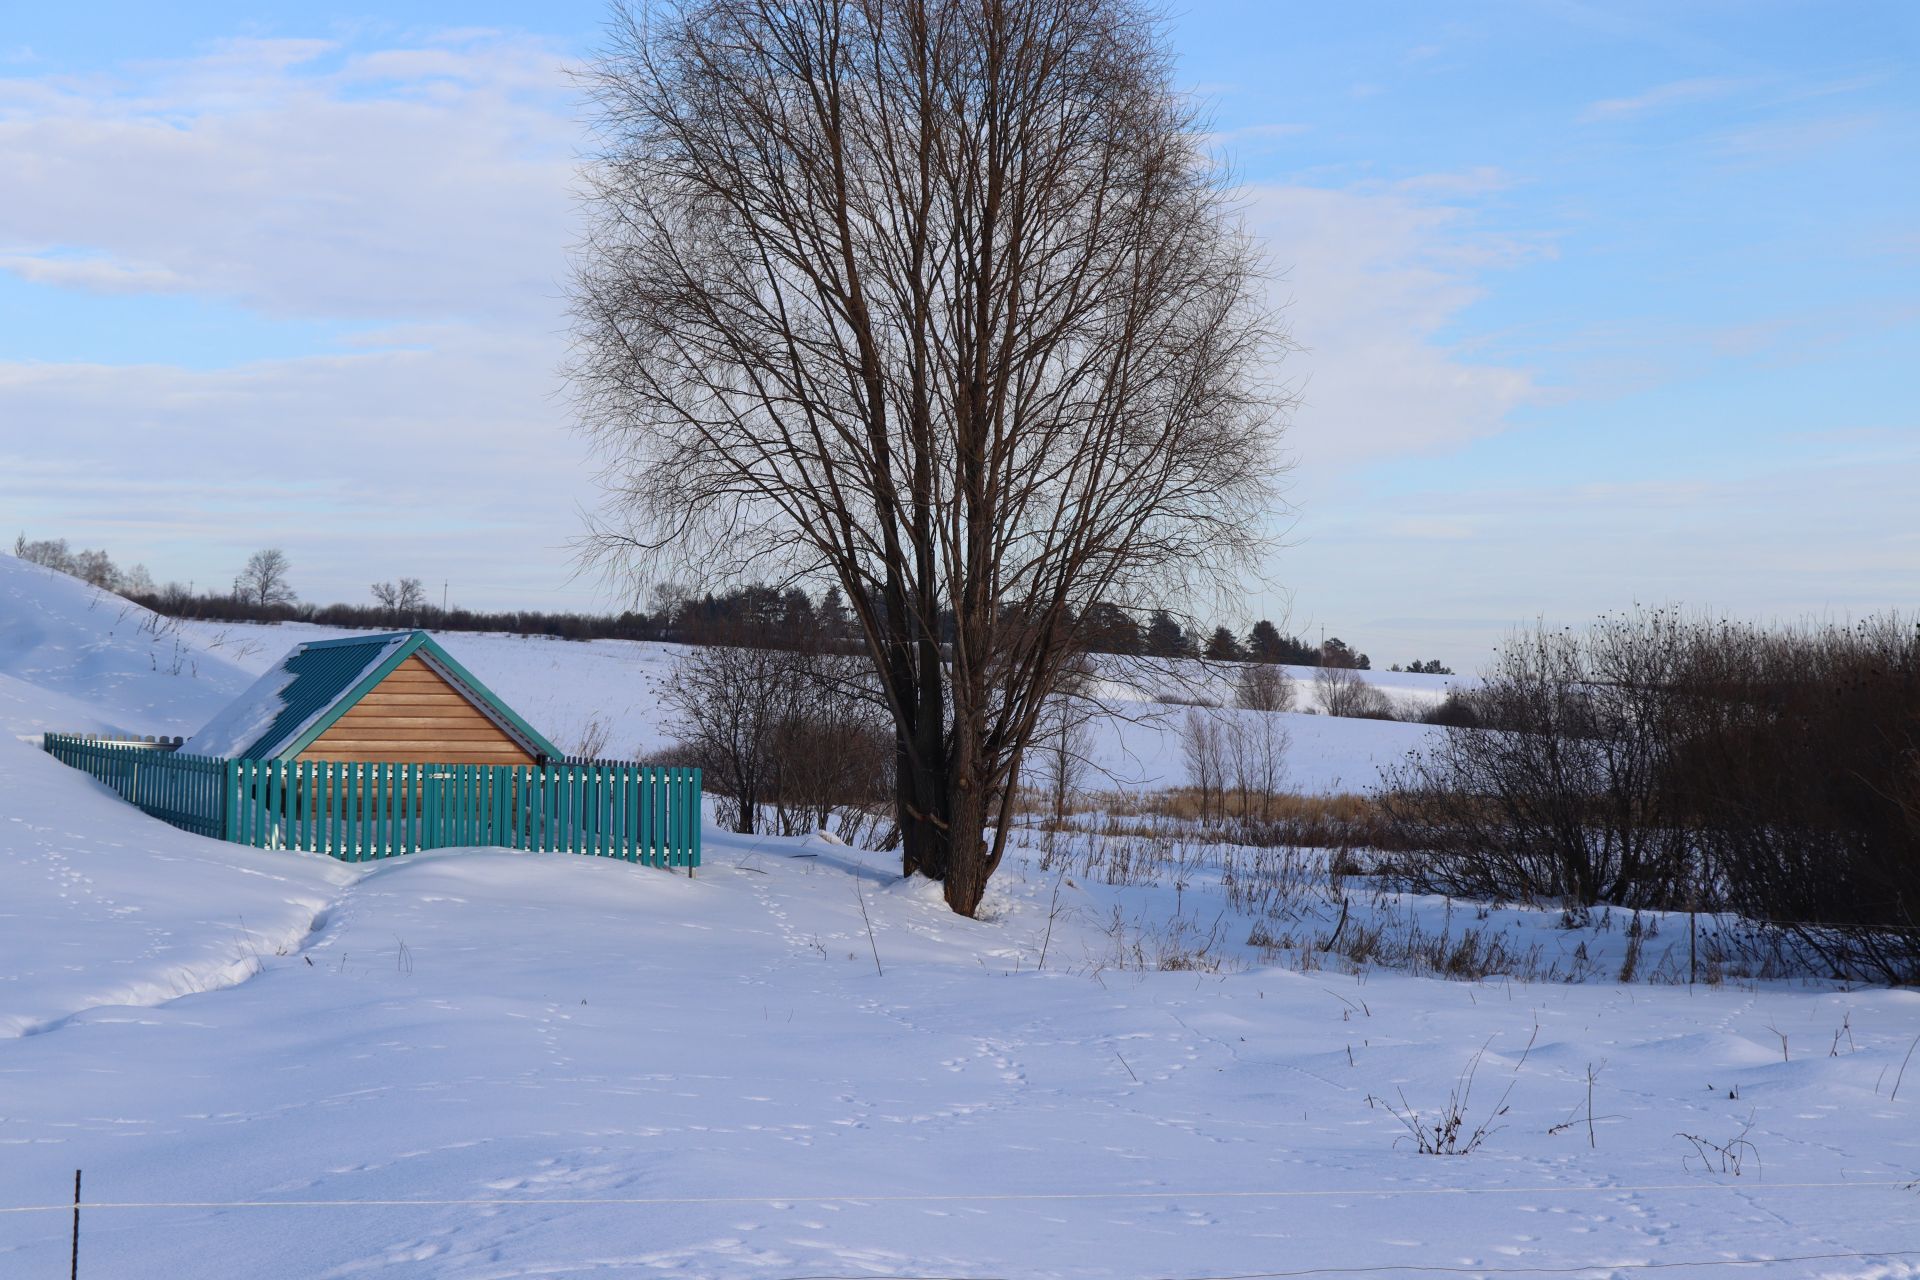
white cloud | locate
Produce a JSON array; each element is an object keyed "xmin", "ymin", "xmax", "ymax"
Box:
[
  {"xmin": 1241, "ymin": 181, "xmax": 1539, "ymax": 469},
  {"xmin": 1204, "ymin": 121, "xmax": 1311, "ymax": 150},
  {"xmin": 0, "ymin": 32, "xmax": 578, "ymax": 323},
  {"xmin": 0, "ymin": 32, "xmax": 595, "ymax": 607},
  {"xmin": 0, "ymin": 253, "xmax": 191, "ymax": 294}
]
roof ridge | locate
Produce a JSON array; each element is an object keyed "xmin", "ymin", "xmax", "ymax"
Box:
[{"xmin": 298, "ymin": 630, "xmax": 420, "ymax": 651}]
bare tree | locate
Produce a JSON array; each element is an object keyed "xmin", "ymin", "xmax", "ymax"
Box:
[
  {"xmin": 1234, "ymin": 662, "xmax": 1295, "ymax": 713},
  {"xmin": 233, "ymin": 549, "xmax": 296, "ymax": 608},
  {"xmin": 661, "ymin": 641, "xmax": 802, "ymax": 834},
  {"xmin": 1315, "ymin": 664, "xmax": 1390, "ymax": 719},
  {"xmin": 1033, "ymin": 658, "xmax": 1100, "ymax": 838},
  {"xmin": 371, "ymin": 577, "xmax": 429, "ymax": 614},
  {"xmin": 1226, "ymin": 711, "xmax": 1289, "ymax": 824},
  {"xmin": 574, "ymin": 0, "xmax": 1285, "ymax": 914},
  {"xmin": 1178, "ymin": 709, "xmax": 1229, "ymax": 827}
]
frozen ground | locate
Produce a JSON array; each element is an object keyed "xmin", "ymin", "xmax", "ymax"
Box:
[{"xmin": 3, "ymin": 554, "xmax": 1919, "ymax": 1278}]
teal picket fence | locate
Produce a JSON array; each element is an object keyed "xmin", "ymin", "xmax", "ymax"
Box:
[
  {"xmin": 42, "ymin": 734, "xmax": 702, "ymax": 869},
  {"xmin": 42, "ymin": 735, "xmax": 228, "ymax": 839}
]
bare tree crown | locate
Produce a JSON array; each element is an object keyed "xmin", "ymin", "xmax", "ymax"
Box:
[{"xmin": 234, "ymin": 548, "xmax": 296, "ymax": 608}]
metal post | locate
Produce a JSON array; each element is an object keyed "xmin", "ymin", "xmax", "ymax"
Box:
[{"xmin": 70, "ymin": 1169, "xmax": 81, "ymax": 1280}]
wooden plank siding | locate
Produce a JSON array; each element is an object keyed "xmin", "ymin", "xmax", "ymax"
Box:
[{"xmin": 297, "ymin": 655, "xmax": 537, "ymax": 766}]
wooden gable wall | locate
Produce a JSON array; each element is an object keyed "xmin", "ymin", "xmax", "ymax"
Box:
[{"xmin": 297, "ymin": 654, "xmax": 538, "ymax": 766}]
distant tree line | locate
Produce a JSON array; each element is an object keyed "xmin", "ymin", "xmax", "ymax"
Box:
[
  {"xmin": 13, "ymin": 535, "xmax": 157, "ymax": 598},
  {"xmin": 15, "ymin": 532, "xmax": 1441, "ymax": 670}
]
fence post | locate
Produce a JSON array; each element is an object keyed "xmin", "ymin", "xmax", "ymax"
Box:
[
  {"xmin": 224, "ymin": 760, "xmax": 239, "ymax": 841},
  {"xmin": 683, "ymin": 767, "xmax": 698, "ymax": 875}
]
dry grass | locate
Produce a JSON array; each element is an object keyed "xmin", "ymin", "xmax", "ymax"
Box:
[{"xmin": 1019, "ymin": 787, "xmax": 1418, "ymax": 855}]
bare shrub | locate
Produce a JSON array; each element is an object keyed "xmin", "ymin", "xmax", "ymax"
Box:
[
  {"xmin": 1234, "ymin": 663, "xmax": 1295, "ymax": 713},
  {"xmin": 1373, "ymin": 609, "xmax": 1920, "ymax": 980},
  {"xmin": 1669, "ymin": 614, "xmax": 1920, "ymax": 982},
  {"xmin": 1677, "ymin": 1115, "xmax": 1760, "ymax": 1177},
  {"xmin": 1381, "ymin": 1043, "xmax": 1512, "ymax": 1155},
  {"xmin": 1377, "ymin": 613, "xmax": 1694, "ymax": 910},
  {"xmin": 767, "ymin": 654, "xmax": 897, "ymax": 845},
  {"xmin": 1179, "ymin": 710, "xmax": 1230, "ymax": 826},
  {"xmin": 1315, "ymin": 665, "xmax": 1392, "ymax": 719},
  {"xmin": 662, "ymin": 643, "xmax": 893, "ymax": 841}
]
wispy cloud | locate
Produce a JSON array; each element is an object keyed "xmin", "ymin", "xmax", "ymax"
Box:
[
  {"xmin": 1712, "ymin": 113, "xmax": 1878, "ymax": 159},
  {"xmin": 1203, "ymin": 121, "xmax": 1310, "ymax": 152},
  {"xmin": 0, "ymin": 253, "xmax": 191, "ymax": 294},
  {"xmin": 1579, "ymin": 76, "xmax": 1751, "ymax": 122},
  {"xmin": 0, "ymin": 30, "xmax": 591, "ymax": 607},
  {"xmin": 0, "ymin": 31, "xmax": 576, "ymax": 321}
]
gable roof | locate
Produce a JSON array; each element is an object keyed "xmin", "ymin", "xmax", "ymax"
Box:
[{"xmin": 181, "ymin": 631, "xmax": 561, "ymax": 763}]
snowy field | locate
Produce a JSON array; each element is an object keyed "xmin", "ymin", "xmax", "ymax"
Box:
[{"xmin": 3, "ymin": 554, "xmax": 1919, "ymax": 1278}]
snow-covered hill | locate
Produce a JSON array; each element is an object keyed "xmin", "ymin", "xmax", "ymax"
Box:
[
  {"xmin": 2, "ymin": 553, "xmax": 1917, "ymax": 1278},
  {"xmin": 0, "ymin": 556, "xmax": 257, "ymax": 739}
]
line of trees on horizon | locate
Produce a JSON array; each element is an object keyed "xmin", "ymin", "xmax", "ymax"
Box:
[{"xmin": 13, "ymin": 532, "xmax": 1440, "ymax": 672}]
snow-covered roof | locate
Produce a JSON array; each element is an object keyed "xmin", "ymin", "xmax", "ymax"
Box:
[{"xmin": 180, "ymin": 633, "xmax": 411, "ymax": 759}]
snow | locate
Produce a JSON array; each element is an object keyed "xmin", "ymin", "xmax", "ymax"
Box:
[
  {"xmin": 176, "ymin": 656, "xmax": 300, "ymax": 758},
  {"xmin": 3, "ymin": 552, "xmax": 1919, "ymax": 1277},
  {"xmin": 0, "ymin": 557, "xmax": 253, "ymax": 740}
]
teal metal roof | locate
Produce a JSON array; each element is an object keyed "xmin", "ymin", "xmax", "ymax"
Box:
[
  {"xmin": 244, "ymin": 633, "xmax": 410, "ymax": 759},
  {"xmin": 187, "ymin": 631, "xmax": 561, "ymax": 763}
]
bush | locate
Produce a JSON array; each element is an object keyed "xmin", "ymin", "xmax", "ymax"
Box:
[
  {"xmin": 1376, "ymin": 610, "xmax": 1920, "ymax": 981},
  {"xmin": 1668, "ymin": 616, "xmax": 1920, "ymax": 982},
  {"xmin": 661, "ymin": 643, "xmax": 896, "ymax": 844},
  {"xmin": 1419, "ymin": 691, "xmax": 1481, "ymax": 728},
  {"xmin": 1315, "ymin": 665, "xmax": 1392, "ymax": 719},
  {"xmin": 1233, "ymin": 663, "xmax": 1295, "ymax": 713},
  {"xmin": 1380, "ymin": 612, "xmax": 1698, "ymax": 911}
]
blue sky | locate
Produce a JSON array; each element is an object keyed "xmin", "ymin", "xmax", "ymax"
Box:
[{"xmin": 2, "ymin": 1, "xmax": 1914, "ymax": 667}]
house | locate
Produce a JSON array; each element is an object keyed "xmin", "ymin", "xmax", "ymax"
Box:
[
  {"xmin": 182, "ymin": 631, "xmax": 562, "ymax": 767},
  {"xmin": 48, "ymin": 630, "xmax": 700, "ymax": 867}
]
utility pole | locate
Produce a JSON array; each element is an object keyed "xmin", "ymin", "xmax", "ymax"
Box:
[{"xmin": 442, "ymin": 580, "xmax": 448, "ymax": 612}]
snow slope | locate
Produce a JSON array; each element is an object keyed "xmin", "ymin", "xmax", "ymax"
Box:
[
  {"xmin": 3, "ymin": 554, "xmax": 1919, "ymax": 1278},
  {"xmin": 0, "ymin": 557, "xmax": 255, "ymax": 739},
  {"xmin": 0, "ymin": 558, "xmax": 350, "ymax": 1037}
]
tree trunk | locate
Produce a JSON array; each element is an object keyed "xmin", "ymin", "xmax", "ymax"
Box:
[
  {"xmin": 941, "ymin": 785, "xmax": 993, "ymax": 917},
  {"xmin": 896, "ymin": 739, "xmax": 951, "ymax": 881}
]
